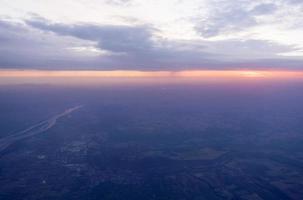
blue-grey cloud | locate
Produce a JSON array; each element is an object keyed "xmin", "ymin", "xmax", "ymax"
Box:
[
  {"xmin": 0, "ymin": 19, "xmax": 214, "ymax": 69},
  {"xmin": 250, "ymin": 3, "xmax": 277, "ymax": 15},
  {"xmin": 27, "ymin": 20, "xmax": 154, "ymax": 53},
  {"xmin": 195, "ymin": 1, "xmax": 277, "ymax": 38},
  {"xmin": 0, "ymin": 17, "xmax": 302, "ymax": 70},
  {"xmin": 0, "ymin": 20, "xmax": 102, "ymax": 69},
  {"xmin": 284, "ymin": 0, "xmax": 303, "ymax": 5},
  {"xmin": 25, "ymin": 18, "xmax": 223, "ymax": 69}
]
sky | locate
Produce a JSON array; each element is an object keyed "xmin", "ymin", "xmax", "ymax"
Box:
[{"xmin": 0, "ymin": 0, "xmax": 303, "ymax": 71}]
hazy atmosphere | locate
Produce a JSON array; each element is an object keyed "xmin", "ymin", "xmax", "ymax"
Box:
[{"xmin": 1, "ymin": 1, "xmax": 303, "ymax": 200}]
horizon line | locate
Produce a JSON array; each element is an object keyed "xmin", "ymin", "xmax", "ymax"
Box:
[{"xmin": 0, "ymin": 69, "xmax": 303, "ymax": 79}]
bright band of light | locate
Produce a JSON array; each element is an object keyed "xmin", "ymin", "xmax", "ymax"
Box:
[{"xmin": 0, "ymin": 70, "xmax": 303, "ymax": 79}]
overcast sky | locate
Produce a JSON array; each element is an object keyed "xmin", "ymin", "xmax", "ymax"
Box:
[{"xmin": 0, "ymin": 0, "xmax": 303, "ymax": 70}]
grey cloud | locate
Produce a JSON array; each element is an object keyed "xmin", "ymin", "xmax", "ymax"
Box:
[
  {"xmin": 205, "ymin": 39, "xmax": 292, "ymax": 60},
  {"xmin": 196, "ymin": 1, "xmax": 277, "ymax": 38},
  {"xmin": 27, "ymin": 19, "xmax": 154, "ymax": 54},
  {"xmin": 250, "ymin": 3, "xmax": 277, "ymax": 15},
  {"xmin": 196, "ymin": 9, "xmax": 256, "ymax": 37},
  {"xmin": 0, "ymin": 20, "xmax": 102, "ymax": 69},
  {"xmin": 284, "ymin": 0, "xmax": 303, "ymax": 5},
  {"xmin": 0, "ymin": 18, "xmax": 302, "ymax": 70},
  {"xmin": 0, "ymin": 19, "xmax": 215, "ymax": 69},
  {"xmin": 25, "ymin": 18, "xmax": 222, "ymax": 69}
]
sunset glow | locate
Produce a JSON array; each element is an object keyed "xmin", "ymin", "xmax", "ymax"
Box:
[
  {"xmin": 1, "ymin": 70, "xmax": 303, "ymax": 79},
  {"xmin": 1, "ymin": 69, "xmax": 302, "ymax": 86}
]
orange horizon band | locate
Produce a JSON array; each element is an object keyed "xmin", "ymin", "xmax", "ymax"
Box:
[{"xmin": 0, "ymin": 70, "xmax": 303, "ymax": 79}]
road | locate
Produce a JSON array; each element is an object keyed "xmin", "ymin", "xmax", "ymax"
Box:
[{"xmin": 0, "ymin": 105, "xmax": 83, "ymax": 155}]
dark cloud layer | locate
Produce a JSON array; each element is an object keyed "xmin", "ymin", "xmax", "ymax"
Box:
[
  {"xmin": 27, "ymin": 20, "xmax": 153, "ymax": 53},
  {"xmin": 0, "ymin": 18, "xmax": 302, "ymax": 70},
  {"xmin": 0, "ymin": 20, "xmax": 97, "ymax": 69},
  {"xmin": 23, "ymin": 18, "xmax": 220, "ymax": 69}
]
